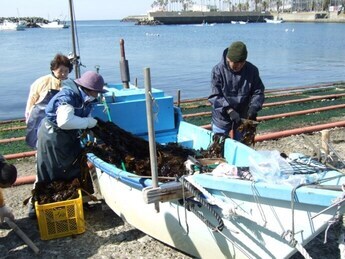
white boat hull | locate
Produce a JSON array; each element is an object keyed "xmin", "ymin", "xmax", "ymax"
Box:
[
  {"xmin": 0, "ymin": 20, "xmax": 25, "ymax": 31},
  {"xmin": 37, "ymin": 21, "xmax": 69, "ymax": 29},
  {"xmin": 92, "ymin": 164, "xmax": 343, "ymax": 259},
  {"xmin": 88, "ymin": 85, "xmax": 345, "ymax": 258}
]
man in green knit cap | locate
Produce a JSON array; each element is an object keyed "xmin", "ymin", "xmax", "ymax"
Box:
[{"xmin": 208, "ymin": 41, "xmax": 265, "ymax": 145}]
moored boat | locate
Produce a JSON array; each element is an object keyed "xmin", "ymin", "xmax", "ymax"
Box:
[
  {"xmin": 0, "ymin": 20, "xmax": 26, "ymax": 31},
  {"xmin": 264, "ymin": 17, "xmax": 284, "ymax": 23},
  {"xmin": 86, "ymin": 80, "xmax": 345, "ymax": 258},
  {"xmin": 37, "ymin": 19, "xmax": 69, "ymax": 29}
]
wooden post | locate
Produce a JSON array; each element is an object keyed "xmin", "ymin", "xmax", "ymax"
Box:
[
  {"xmin": 177, "ymin": 90, "xmax": 181, "ymax": 107},
  {"xmin": 321, "ymin": 130, "xmax": 330, "ymax": 155}
]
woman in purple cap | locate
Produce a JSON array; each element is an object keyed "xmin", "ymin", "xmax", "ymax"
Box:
[{"xmin": 35, "ymin": 71, "xmax": 107, "ymax": 184}]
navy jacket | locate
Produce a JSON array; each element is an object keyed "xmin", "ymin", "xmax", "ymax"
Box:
[
  {"xmin": 45, "ymin": 81, "xmax": 94, "ymax": 125},
  {"xmin": 208, "ymin": 48, "xmax": 265, "ymax": 129}
]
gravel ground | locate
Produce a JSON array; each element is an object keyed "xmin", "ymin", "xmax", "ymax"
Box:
[{"xmin": 1, "ymin": 128, "xmax": 344, "ymax": 259}]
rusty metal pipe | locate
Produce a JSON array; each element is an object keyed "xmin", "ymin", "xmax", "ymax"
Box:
[
  {"xmin": 178, "ymin": 93, "xmax": 345, "ymax": 110},
  {"xmin": 183, "ymin": 103, "xmax": 345, "ymax": 120},
  {"xmin": 175, "ymin": 82, "xmax": 344, "ymax": 105},
  {"xmin": 0, "ymin": 126, "xmax": 26, "ymax": 132},
  {"xmin": 13, "ymin": 175, "xmax": 36, "ymax": 186},
  {"xmin": 4, "ymin": 151, "xmax": 36, "ymax": 160},
  {"xmin": 265, "ymin": 82, "xmax": 343, "ymax": 94},
  {"xmin": 0, "ymin": 119, "xmax": 25, "ymax": 125},
  {"xmin": 264, "ymin": 93, "xmax": 345, "ymax": 107},
  {"xmin": 201, "ymin": 121, "xmax": 345, "ymax": 142},
  {"xmin": 255, "ymin": 121, "xmax": 345, "ymax": 142},
  {"xmin": 0, "ymin": 136, "xmax": 26, "ymax": 144},
  {"xmin": 258, "ymin": 104, "xmax": 345, "ymax": 121}
]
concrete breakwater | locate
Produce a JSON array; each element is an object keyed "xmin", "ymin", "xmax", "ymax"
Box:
[
  {"xmin": 123, "ymin": 11, "xmax": 345, "ymax": 25},
  {"xmin": 0, "ymin": 17, "xmax": 50, "ymax": 28}
]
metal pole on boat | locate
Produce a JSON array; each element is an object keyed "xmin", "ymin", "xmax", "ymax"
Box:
[
  {"xmin": 144, "ymin": 67, "xmax": 160, "ymax": 212},
  {"xmin": 120, "ymin": 39, "xmax": 130, "ymax": 89},
  {"xmin": 68, "ymin": 0, "xmax": 80, "ymax": 78}
]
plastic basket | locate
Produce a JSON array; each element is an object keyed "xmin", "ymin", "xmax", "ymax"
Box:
[{"xmin": 35, "ymin": 189, "xmax": 85, "ymax": 240}]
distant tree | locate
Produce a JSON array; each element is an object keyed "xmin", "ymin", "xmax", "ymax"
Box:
[
  {"xmin": 254, "ymin": 0, "xmax": 261, "ymax": 11},
  {"xmin": 322, "ymin": 0, "xmax": 330, "ymax": 10},
  {"xmin": 262, "ymin": 0, "xmax": 268, "ymax": 10}
]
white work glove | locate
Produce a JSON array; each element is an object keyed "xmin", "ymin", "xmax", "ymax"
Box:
[
  {"xmin": 87, "ymin": 117, "xmax": 97, "ymax": 128},
  {"xmin": 0, "ymin": 205, "xmax": 14, "ymax": 223}
]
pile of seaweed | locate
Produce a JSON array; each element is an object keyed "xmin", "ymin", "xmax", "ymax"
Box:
[
  {"xmin": 30, "ymin": 178, "xmax": 80, "ymax": 205},
  {"xmin": 86, "ymin": 118, "xmax": 224, "ymax": 179}
]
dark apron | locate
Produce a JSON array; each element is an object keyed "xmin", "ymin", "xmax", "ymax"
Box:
[
  {"xmin": 25, "ymin": 89, "xmax": 59, "ymax": 149},
  {"xmin": 36, "ymin": 118, "xmax": 82, "ymax": 183}
]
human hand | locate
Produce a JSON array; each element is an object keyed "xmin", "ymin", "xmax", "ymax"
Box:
[
  {"xmin": 87, "ymin": 117, "xmax": 97, "ymax": 128},
  {"xmin": 227, "ymin": 109, "xmax": 241, "ymax": 124},
  {"xmin": 0, "ymin": 205, "xmax": 14, "ymax": 222},
  {"xmin": 247, "ymin": 108, "xmax": 257, "ymax": 121}
]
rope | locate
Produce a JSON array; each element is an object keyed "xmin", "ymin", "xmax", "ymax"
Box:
[
  {"xmin": 180, "ymin": 176, "xmax": 224, "ymax": 232},
  {"xmin": 295, "ymin": 242, "xmax": 313, "ymax": 259},
  {"xmin": 251, "ymin": 182, "xmax": 267, "ymax": 227},
  {"xmin": 102, "ymin": 97, "xmax": 112, "ymax": 122},
  {"xmin": 184, "ymin": 176, "xmax": 237, "ymax": 219},
  {"xmin": 148, "ymin": 91, "xmax": 159, "ymax": 122},
  {"xmin": 340, "ymin": 214, "xmax": 345, "ymax": 259},
  {"xmin": 283, "ymin": 230, "xmax": 313, "ymax": 259}
]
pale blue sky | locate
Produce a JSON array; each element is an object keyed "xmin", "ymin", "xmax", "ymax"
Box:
[{"xmin": 1, "ymin": 0, "xmax": 154, "ymax": 20}]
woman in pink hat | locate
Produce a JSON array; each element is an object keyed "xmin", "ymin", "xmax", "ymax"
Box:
[{"xmin": 25, "ymin": 53, "xmax": 73, "ymax": 149}]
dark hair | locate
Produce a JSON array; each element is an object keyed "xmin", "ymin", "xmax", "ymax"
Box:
[
  {"xmin": 50, "ymin": 53, "xmax": 73, "ymax": 73},
  {"xmin": 0, "ymin": 163, "xmax": 17, "ymax": 186}
]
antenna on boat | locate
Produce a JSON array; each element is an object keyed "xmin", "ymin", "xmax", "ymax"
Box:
[{"xmin": 68, "ymin": 0, "xmax": 80, "ymax": 78}]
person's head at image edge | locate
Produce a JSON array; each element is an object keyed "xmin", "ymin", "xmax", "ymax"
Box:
[
  {"xmin": 0, "ymin": 162, "xmax": 17, "ymax": 188},
  {"xmin": 50, "ymin": 53, "xmax": 73, "ymax": 81},
  {"xmin": 74, "ymin": 71, "xmax": 107, "ymax": 101},
  {"xmin": 226, "ymin": 41, "xmax": 248, "ymax": 73}
]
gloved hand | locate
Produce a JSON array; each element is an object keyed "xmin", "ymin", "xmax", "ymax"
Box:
[
  {"xmin": 247, "ymin": 108, "xmax": 257, "ymax": 121},
  {"xmin": 0, "ymin": 205, "xmax": 14, "ymax": 223},
  {"xmin": 227, "ymin": 108, "xmax": 241, "ymax": 124},
  {"xmin": 87, "ymin": 117, "xmax": 97, "ymax": 128}
]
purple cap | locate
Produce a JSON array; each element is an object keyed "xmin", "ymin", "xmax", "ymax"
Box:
[{"xmin": 74, "ymin": 71, "xmax": 107, "ymax": 93}]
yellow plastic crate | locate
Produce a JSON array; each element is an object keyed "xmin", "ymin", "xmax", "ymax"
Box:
[{"xmin": 35, "ymin": 189, "xmax": 85, "ymax": 240}]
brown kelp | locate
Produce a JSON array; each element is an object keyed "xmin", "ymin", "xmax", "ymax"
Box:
[{"xmin": 86, "ymin": 118, "xmax": 224, "ymax": 179}]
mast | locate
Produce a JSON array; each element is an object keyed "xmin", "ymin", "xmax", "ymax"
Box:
[{"xmin": 68, "ymin": 0, "xmax": 80, "ymax": 78}]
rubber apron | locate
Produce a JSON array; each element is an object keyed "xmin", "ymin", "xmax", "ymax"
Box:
[
  {"xmin": 36, "ymin": 118, "xmax": 81, "ymax": 183},
  {"xmin": 25, "ymin": 89, "xmax": 59, "ymax": 149}
]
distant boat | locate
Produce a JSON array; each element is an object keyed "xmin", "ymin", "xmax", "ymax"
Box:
[
  {"xmin": 195, "ymin": 21, "xmax": 215, "ymax": 27},
  {"xmin": 37, "ymin": 19, "xmax": 69, "ymax": 29},
  {"xmin": 0, "ymin": 20, "xmax": 26, "ymax": 31},
  {"xmin": 264, "ymin": 18, "xmax": 284, "ymax": 24},
  {"xmin": 231, "ymin": 21, "xmax": 248, "ymax": 24}
]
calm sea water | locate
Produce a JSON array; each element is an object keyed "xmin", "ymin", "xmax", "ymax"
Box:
[{"xmin": 0, "ymin": 20, "xmax": 344, "ymax": 120}]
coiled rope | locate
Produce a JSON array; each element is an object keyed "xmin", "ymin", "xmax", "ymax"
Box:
[{"xmin": 180, "ymin": 176, "xmax": 224, "ymax": 232}]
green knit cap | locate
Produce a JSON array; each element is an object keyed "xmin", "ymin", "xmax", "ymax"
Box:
[{"xmin": 227, "ymin": 41, "xmax": 248, "ymax": 62}]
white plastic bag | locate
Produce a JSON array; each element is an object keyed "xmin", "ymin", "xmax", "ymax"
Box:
[{"xmin": 248, "ymin": 150, "xmax": 303, "ymax": 186}]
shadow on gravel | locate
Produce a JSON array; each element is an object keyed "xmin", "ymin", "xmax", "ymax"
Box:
[{"xmin": 0, "ymin": 201, "xmax": 146, "ymax": 258}]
